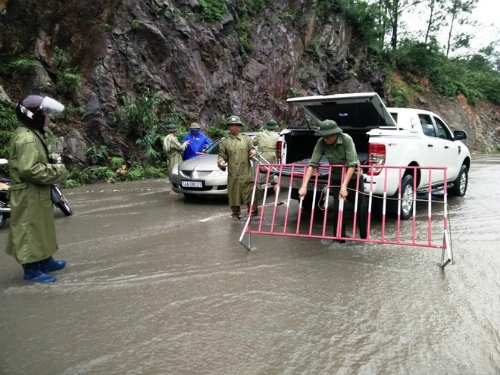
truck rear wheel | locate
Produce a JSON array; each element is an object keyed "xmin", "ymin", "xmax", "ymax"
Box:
[{"xmin": 387, "ymin": 174, "xmax": 414, "ymax": 220}]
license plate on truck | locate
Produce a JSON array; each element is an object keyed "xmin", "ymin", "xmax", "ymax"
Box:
[{"xmin": 182, "ymin": 180, "xmax": 203, "ymax": 188}]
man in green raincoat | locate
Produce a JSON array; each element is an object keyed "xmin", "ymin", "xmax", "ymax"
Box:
[
  {"xmin": 217, "ymin": 115, "xmax": 258, "ymax": 220},
  {"xmin": 163, "ymin": 124, "xmax": 190, "ymax": 195},
  {"xmin": 253, "ymin": 119, "xmax": 282, "ymax": 203},
  {"xmin": 6, "ymin": 95, "xmax": 69, "ymax": 283}
]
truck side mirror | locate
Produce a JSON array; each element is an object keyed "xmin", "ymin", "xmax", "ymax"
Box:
[{"xmin": 453, "ymin": 130, "xmax": 467, "ymax": 140}]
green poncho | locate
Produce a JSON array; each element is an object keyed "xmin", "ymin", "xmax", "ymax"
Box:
[
  {"xmin": 253, "ymin": 129, "xmax": 279, "ymax": 163},
  {"xmin": 163, "ymin": 134, "xmax": 187, "ymax": 180},
  {"xmin": 217, "ymin": 133, "xmax": 256, "ymax": 206},
  {"xmin": 6, "ymin": 126, "xmax": 68, "ymax": 264}
]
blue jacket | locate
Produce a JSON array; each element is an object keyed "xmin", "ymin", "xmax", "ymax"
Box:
[{"xmin": 182, "ymin": 131, "xmax": 212, "ymax": 160}]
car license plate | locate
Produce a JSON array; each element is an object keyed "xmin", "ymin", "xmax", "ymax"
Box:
[{"xmin": 182, "ymin": 180, "xmax": 203, "ymax": 188}]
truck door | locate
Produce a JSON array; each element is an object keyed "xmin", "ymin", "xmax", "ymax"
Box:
[
  {"xmin": 431, "ymin": 116, "xmax": 459, "ymax": 182},
  {"xmin": 418, "ymin": 114, "xmax": 447, "ymax": 184}
]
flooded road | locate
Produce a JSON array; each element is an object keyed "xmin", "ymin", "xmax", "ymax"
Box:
[{"xmin": 1, "ymin": 155, "xmax": 499, "ymax": 375}]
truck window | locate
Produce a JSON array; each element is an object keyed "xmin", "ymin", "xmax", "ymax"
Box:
[
  {"xmin": 433, "ymin": 117, "xmax": 452, "ymax": 140},
  {"xmin": 418, "ymin": 114, "xmax": 435, "ymax": 137},
  {"xmin": 390, "ymin": 112, "xmax": 398, "ymax": 124}
]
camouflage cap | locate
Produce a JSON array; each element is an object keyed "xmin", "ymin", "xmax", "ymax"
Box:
[{"xmin": 189, "ymin": 123, "xmax": 200, "ymax": 130}]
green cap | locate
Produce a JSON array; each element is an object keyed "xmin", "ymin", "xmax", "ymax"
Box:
[
  {"xmin": 314, "ymin": 119, "xmax": 343, "ymax": 136},
  {"xmin": 266, "ymin": 119, "xmax": 279, "ymax": 129},
  {"xmin": 189, "ymin": 123, "xmax": 200, "ymax": 130},
  {"xmin": 226, "ymin": 115, "xmax": 243, "ymax": 126}
]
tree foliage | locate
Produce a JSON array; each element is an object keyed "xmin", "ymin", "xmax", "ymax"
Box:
[
  {"xmin": 443, "ymin": 0, "xmax": 478, "ymax": 57},
  {"xmin": 0, "ymin": 101, "xmax": 16, "ymax": 158},
  {"xmin": 394, "ymin": 38, "xmax": 500, "ymax": 104},
  {"xmin": 346, "ymin": 0, "xmax": 498, "ymax": 105}
]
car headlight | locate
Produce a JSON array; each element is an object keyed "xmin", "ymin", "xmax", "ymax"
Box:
[{"xmin": 172, "ymin": 164, "xmax": 179, "ymax": 175}]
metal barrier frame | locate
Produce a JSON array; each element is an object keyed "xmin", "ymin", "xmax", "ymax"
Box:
[{"xmin": 239, "ymin": 161, "xmax": 453, "ymax": 269}]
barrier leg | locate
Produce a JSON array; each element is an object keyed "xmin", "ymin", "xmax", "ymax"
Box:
[
  {"xmin": 440, "ymin": 229, "xmax": 453, "ymax": 269},
  {"xmin": 239, "ymin": 217, "xmax": 252, "ymax": 251},
  {"xmin": 240, "ymin": 174, "xmax": 259, "ymax": 251}
]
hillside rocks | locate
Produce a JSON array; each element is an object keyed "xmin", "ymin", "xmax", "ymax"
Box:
[{"xmin": 0, "ymin": 0, "xmax": 498, "ymax": 165}]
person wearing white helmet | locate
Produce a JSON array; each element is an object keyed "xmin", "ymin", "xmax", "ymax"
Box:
[{"xmin": 6, "ymin": 94, "xmax": 68, "ymax": 283}]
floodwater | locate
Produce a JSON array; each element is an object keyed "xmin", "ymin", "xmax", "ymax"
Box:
[{"xmin": 0, "ymin": 155, "xmax": 499, "ymax": 375}]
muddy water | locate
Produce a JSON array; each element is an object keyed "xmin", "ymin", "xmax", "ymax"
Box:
[{"xmin": 0, "ymin": 155, "xmax": 499, "ymax": 375}]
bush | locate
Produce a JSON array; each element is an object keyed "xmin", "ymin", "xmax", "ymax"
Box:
[
  {"xmin": 85, "ymin": 145, "xmax": 109, "ymax": 164},
  {"xmin": 395, "ymin": 39, "xmax": 445, "ymax": 77},
  {"xmin": 207, "ymin": 124, "xmax": 229, "ymax": 139},
  {"xmin": 8, "ymin": 57, "xmax": 41, "ymax": 71},
  {"xmin": 109, "ymin": 156, "xmax": 125, "ymax": 170},
  {"xmin": 0, "ymin": 101, "xmax": 17, "ymax": 158},
  {"xmin": 126, "ymin": 163, "xmax": 164, "ymax": 181},
  {"xmin": 62, "ymin": 168, "xmax": 89, "ymax": 188},
  {"xmin": 56, "ymin": 67, "xmax": 82, "ymax": 97},
  {"xmin": 198, "ymin": 0, "xmax": 228, "ymax": 22},
  {"xmin": 85, "ymin": 166, "xmax": 116, "ymax": 182},
  {"xmin": 390, "ymin": 81, "xmax": 411, "ymax": 107}
]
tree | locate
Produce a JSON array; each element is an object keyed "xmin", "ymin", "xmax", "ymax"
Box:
[
  {"xmin": 380, "ymin": 0, "xmax": 423, "ymax": 52},
  {"xmin": 444, "ymin": 0, "xmax": 478, "ymax": 57},
  {"xmin": 373, "ymin": 0, "xmax": 390, "ymax": 50},
  {"xmin": 422, "ymin": 0, "xmax": 447, "ymax": 44}
]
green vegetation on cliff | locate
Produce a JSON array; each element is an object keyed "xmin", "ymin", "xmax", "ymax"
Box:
[{"xmin": 0, "ymin": 0, "xmax": 499, "ymax": 182}]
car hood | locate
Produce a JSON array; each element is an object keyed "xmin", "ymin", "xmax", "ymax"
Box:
[
  {"xmin": 286, "ymin": 92, "xmax": 397, "ymax": 130},
  {"xmin": 178, "ymin": 154, "xmax": 221, "ymax": 171}
]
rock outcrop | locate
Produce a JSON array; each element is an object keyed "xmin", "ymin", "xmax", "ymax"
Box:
[{"xmin": 0, "ymin": 0, "xmax": 498, "ymax": 165}]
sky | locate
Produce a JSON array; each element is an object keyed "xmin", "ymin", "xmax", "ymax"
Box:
[
  {"xmin": 402, "ymin": 0, "xmax": 499, "ymax": 55},
  {"xmin": 465, "ymin": 0, "xmax": 498, "ymax": 49}
]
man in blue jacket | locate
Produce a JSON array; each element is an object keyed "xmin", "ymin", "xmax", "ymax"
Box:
[{"xmin": 182, "ymin": 123, "xmax": 212, "ymax": 160}]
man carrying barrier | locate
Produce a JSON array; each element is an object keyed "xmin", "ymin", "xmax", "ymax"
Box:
[
  {"xmin": 239, "ymin": 133, "xmax": 454, "ymax": 268},
  {"xmin": 297, "ymin": 119, "xmax": 368, "ymax": 243}
]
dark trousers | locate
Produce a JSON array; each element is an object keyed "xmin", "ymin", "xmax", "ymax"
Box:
[
  {"xmin": 231, "ymin": 203, "xmax": 258, "ymax": 216},
  {"xmin": 330, "ymin": 178, "xmax": 368, "ymax": 239}
]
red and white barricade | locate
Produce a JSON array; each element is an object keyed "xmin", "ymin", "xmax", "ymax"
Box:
[{"xmin": 239, "ymin": 160, "xmax": 453, "ymax": 269}]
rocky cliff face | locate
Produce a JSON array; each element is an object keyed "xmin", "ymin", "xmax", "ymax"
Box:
[{"xmin": 1, "ymin": 0, "xmax": 499, "ymax": 165}]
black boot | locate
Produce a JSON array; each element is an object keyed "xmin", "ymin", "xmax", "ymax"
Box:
[
  {"xmin": 230, "ymin": 206, "xmax": 241, "ymax": 220},
  {"xmin": 22, "ymin": 263, "xmax": 56, "ymax": 283},
  {"xmin": 247, "ymin": 203, "xmax": 258, "ymax": 216},
  {"xmin": 333, "ymin": 222, "xmax": 346, "ymax": 244}
]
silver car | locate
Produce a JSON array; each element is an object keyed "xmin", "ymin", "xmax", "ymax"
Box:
[{"xmin": 170, "ymin": 132, "xmax": 257, "ymax": 198}]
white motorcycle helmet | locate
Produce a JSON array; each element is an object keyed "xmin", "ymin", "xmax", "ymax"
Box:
[{"xmin": 15, "ymin": 95, "xmax": 65, "ymax": 130}]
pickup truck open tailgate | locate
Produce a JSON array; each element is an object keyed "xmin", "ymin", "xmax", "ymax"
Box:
[{"xmin": 286, "ymin": 92, "xmax": 397, "ymax": 130}]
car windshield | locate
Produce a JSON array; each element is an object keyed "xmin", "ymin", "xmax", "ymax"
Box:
[{"xmin": 204, "ymin": 138, "xmax": 222, "ymax": 154}]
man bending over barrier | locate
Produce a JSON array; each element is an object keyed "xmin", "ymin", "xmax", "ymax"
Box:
[{"xmin": 298, "ymin": 120, "xmax": 368, "ymax": 243}]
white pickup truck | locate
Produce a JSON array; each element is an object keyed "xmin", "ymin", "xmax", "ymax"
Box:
[{"xmin": 278, "ymin": 92, "xmax": 471, "ymax": 219}]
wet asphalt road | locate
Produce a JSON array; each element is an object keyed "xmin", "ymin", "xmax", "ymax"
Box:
[{"xmin": 1, "ymin": 155, "xmax": 500, "ymax": 375}]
